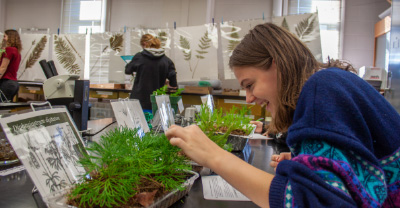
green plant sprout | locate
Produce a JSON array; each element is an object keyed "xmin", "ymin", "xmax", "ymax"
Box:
[
  {"xmin": 152, "ymin": 85, "xmax": 184, "ymax": 96},
  {"xmin": 68, "ymin": 127, "xmax": 191, "ymax": 208},
  {"xmin": 152, "ymin": 85, "xmax": 168, "ymax": 95},
  {"xmin": 170, "ymin": 88, "xmax": 185, "ymax": 96}
]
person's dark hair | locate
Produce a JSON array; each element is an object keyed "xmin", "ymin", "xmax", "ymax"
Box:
[
  {"xmin": 229, "ymin": 23, "xmax": 354, "ymax": 134},
  {"xmin": 4, "ymin": 29, "xmax": 22, "ymax": 52}
]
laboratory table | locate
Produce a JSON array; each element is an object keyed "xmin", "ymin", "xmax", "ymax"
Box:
[{"xmin": 0, "ymin": 118, "xmax": 288, "ymax": 208}]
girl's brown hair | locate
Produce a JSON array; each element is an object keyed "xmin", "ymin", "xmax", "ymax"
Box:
[
  {"xmin": 4, "ymin": 29, "xmax": 22, "ymax": 53},
  {"xmin": 140, "ymin": 34, "xmax": 161, "ymax": 49},
  {"xmin": 229, "ymin": 23, "xmax": 353, "ymax": 134}
]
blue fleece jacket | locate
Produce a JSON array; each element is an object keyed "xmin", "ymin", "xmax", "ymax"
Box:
[{"xmin": 269, "ymin": 68, "xmax": 400, "ymax": 208}]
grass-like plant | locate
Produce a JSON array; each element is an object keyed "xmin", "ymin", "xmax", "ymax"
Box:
[
  {"xmin": 196, "ymin": 105, "xmax": 254, "ymax": 151},
  {"xmin": 68, "ymin": 127, "xmax": 191, "ymax": 208},
  {"xmin": 220, "ymin": 105, "xmax": 253, "ymax": 136}
]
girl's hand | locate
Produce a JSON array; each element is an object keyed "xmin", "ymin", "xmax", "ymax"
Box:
[
  {"xmin": 270, "ymin": 152, "xmax": 291, "ymax": 171},
  {"xmin": 250, "ymin": 121, "xmax": 263, "ymax": 133},
  {"xmin": 165, "ymin": 125, "xmax": 225, "ymax": 167}
]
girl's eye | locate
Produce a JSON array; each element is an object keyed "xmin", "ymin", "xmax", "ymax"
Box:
[{"xmin": 245, "ymin": 83, "xmax": 253, "ymax": 89}]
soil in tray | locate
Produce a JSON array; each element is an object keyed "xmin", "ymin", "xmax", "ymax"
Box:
[
  {"xmin": 217, "ymin": 126, "xmax": 247, "ymax": 136},
  {"xmin": 67, "ymin": 173, "xmax": 190, "ymax": 208},
  {"xmin": 0, "ymin": 141, "xmax": 18, "ymax": 161}
]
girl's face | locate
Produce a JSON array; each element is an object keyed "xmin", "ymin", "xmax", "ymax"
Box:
[
  {"xmin": 2, "ymin": 34, "xmax": 8, "ymax": 46},
  {"xmin": 233, "ymin": 63, "xmax": 278, "ymax": 118}
]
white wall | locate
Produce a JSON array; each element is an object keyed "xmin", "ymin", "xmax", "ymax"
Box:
[
  {"xmin": 0, "ymin": 0, "xmax": 6, "ymax": 32},
  {"xmin": 342, "ymin": 0, "xmax": 391, "ymax": 69},
  {"xmin": 108, "ymin": 0, "xmax": 272, "ymax": 31},
  {"xmin": 4, "ymin": 0, "xmax": 61, "ymax": 33},
  {"xmin": 214, "ymin": 0, "xmax": 273, "ymax": 22},
  {"xmin": 109, "ymin": 0, "xmax": 209, "ymax": 31}
]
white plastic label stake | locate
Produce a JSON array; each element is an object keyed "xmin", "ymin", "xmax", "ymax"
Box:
[{"xmin": 178, "ymin": 98, "xmax": 184, "ymax": 114}]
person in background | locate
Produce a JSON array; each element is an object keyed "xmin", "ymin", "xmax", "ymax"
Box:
[
  {"xmin": 165, "ymin": 23, "xmax": 400, "ymax": 207},
  {"xmin": 125, "ymin": 34, "xmax": 177, "ymax": 111},
  {"xmin": 0, "ymin": 29, "xmax": 22, "ymax": 102}
]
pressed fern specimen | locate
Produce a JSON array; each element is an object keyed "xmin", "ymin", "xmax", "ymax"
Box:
[
  {"xmin": 109, "ymin": 33, "xmax": 123, "ymax": 52},
  {"xmin": 281, "ymin": 17, "xmax": 290, "ymax": 32},
  {"xmin": 227, "ymin": 26, "xmax": 241, "ymax": 54},
  {"xmin": 157, "ymin": 31, "xmax": 168, "ymax": 48},
  {"xmin": 179, "ymin": 35, "xmax": 192, "ymax": 62},
  {"xmin": 25, "ymin": 35, "xmax": 47, "ymax": 69},
  {"xmin": 18, "ymin": 36, "xmax": 47, "ymax": 79},
  {"xmin": 179, "ymin": 29, "xmax": 212, "ymax": 78},
  {"xmin": 68, "ymin": 127, "xmax": 191, "ymax": 208},
  {"xmin": 54, "ymin": 35, "xmax": 81, "ymax": 74},
  {"xmin": 191, "ymin": 31, "xmax": 212, "ymax": 78},
  {"xmin": 295, "ymin": 14, "xmax": 317, "ymax": 42}
]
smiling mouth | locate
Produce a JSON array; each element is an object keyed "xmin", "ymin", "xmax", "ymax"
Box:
[{"xmin": 260, "ymin": 101, "xmax": 269, "ymax": 108}]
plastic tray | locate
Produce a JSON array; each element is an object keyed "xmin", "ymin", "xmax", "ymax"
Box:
[
  {"xmin": 47, "ymin": 170, "xmax": 199, "ymax": 208},
  {"xmin": 149, "ymin": 170, "xmax": 199, "ymax": 208}
]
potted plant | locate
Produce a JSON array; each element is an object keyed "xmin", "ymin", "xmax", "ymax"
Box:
[
  {"xmin": 150, "ymin": 86, "xmax": 185, "ymax": 115},
  {"xmin": 50, "ymin": 127, "xmax": 197, "ymax": 208}
]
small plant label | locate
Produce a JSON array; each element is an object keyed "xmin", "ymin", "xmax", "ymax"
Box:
[
  {"xmin": 0, "ymin": 108, "xmax": 87, "ymax": 203},
  {"xmin": 111, "ymin": 99, "xmax": 149, "ymax": 135},
  {"xmin": 200, "ymin": 94, "xmax": 214, "ymax": 113},
  {"xmin": 155, "ymin": 95, "xmax": 175, "ymax": 132},
  {"xmin": 177, "ymin": 98, "xmax": 184, "ymax": 114}
]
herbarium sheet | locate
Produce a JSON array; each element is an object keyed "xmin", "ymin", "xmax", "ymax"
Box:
[
  {"xmin": 90, "ymin": 32, "xmax": 125, "ymax": 84},
  {"xmin": 52, "ymin": 34, "xmax": 85, "ymax": 78},
  {"xmin": 17, "ymin": 34, "xmax": 50, "ymax": 81},
  {"xmin": 272, "ymin": 12, "xmax": 322, "ymax": 62},
  {"xmin": 0, "ymin": 108, "xmax": 86, "ymax": 202},
  {"xmin": 220, "ymin": 19, "xmax": 266, "ymax": 80},
  {"xmin": 173, "ymin": 24, "xmax": 218, "ymax": 82}
]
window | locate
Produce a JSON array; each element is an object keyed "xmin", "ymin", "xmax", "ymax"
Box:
[
  {"xmin": 61, "ymin": 0, "xmax": 107, "ymax": 34},
  {"xmin": 287, "ymin": 0, "xmax": 342, "ymax": 60}
]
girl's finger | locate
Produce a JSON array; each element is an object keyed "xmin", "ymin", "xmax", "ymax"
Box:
[
  {"xmin": 165, "ymin": 125, "xmax": 185, "ymax": 140},
  {"xmin": 169, "ymin": 137, "xmax": 188, "ymax": 149},
  {"xmin": 270, "ymin": 161, "xmax": 278, "ymax": 167},
  {"xmin": 271, "ymin": 155, "xmax": 278, "ymax": 161}
]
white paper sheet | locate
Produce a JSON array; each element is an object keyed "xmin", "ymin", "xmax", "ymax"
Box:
[
  {"xmin": 202, "ymin": 175, "xmax": 250, "ymax": 201},
  {"xmin": 250, "ymin": 133, "xmax": 273, "ymax": 140}
]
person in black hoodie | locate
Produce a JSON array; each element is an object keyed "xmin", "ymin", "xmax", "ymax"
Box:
[{"xmin": 125, "ymin": 34, "xmax": 177, "ymax": 111}]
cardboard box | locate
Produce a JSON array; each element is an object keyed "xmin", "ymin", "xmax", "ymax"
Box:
[
  {"xmin": 221, "ymin": 91, "xmax": 240, "ymax": 96},
  {"xmin": 184, "ymin": 86, "xmax": 212, "ymax": 94},
  {"xmin": 90, "ymin": 83, "xmax": 124, "ymax": 89}
]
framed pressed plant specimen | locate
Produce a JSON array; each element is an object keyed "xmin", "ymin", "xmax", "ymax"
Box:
[{"xmin": 0, "ymin": 108, "xmax": 87, "ymax": 203}]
